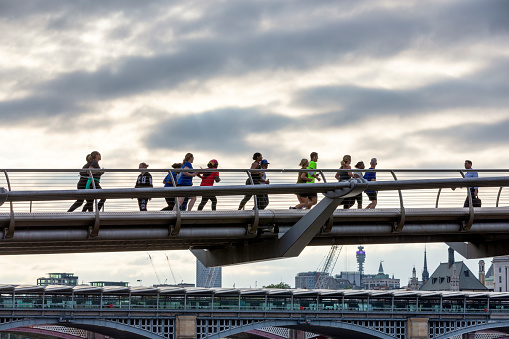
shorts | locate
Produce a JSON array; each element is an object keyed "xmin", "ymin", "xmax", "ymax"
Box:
[{"xmin": 366, "ymin": 191, "xmax": 377, "ymax": 201}]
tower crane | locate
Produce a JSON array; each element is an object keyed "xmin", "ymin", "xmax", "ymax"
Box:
[{"xmin": 315, "ymin": 245, "xmax": 343, "ymax": 289}]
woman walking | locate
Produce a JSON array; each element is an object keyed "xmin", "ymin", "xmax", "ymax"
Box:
[
  {"xmin": 174, "ymin": 153, "xmax": 197, "ymax": 211},
  {"xmin": 83, "ymin": 151, "xmax": 105, "ymax": 212},
  {"xmin": 197, "ymin": 159, "xmax": 221, "ymax": 211},
  {"xmin": 291, "ymin": 159, "xmax": 313, "ymax": 209},
  {"xmin": 335, "ymin": 155, "xmax": 354, "ymax": 209},
  {"xmin": 67, "ymin": 154, "xmax": 92, "ymax": 212},
  {"xmin": 238, "ymin": 152, "xmax": 263, "ymax": 210}
]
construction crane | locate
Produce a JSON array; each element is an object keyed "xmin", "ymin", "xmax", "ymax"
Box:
[
  {"xmin": 165, "ymin": 254, "xmax": 178, "ymax": 285},
  {"xmin": 315, "ymin": 245, "xmax": 343, "ymax": 289},
  {"xmin": 148, "ymin": 253, "xmax": 162, "ymax": 285}
]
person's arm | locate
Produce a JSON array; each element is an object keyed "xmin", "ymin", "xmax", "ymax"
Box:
[
  {"xmin": 301, "ymin": 171, "xmax": 312, "ymax": 182},
  {"xmin": 335, "ymin": 171, "xmax": 340, "ymax": 180},
  {"xmin": 181, "ymin": 165, "xmax": 196, "ymax": 177}
]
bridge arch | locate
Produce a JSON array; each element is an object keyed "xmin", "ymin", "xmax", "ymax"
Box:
[
  {"xmin": 205, "ymin": 319, "xmax": 395, "ymax": 339},
  {"xmin": 0, "ymin": 318, "xmax": 164, "ymax": 339},
  {"xmin": 434, "ymin": 320, "xmax": 509, "ymax": 339}
]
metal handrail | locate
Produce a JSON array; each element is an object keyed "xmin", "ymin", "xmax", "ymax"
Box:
[
  {"xmin": 87, "ymin": 169, "xmax": 101, "ymax": 238},
  {"xmin": 169, "ymin": 171, "xmax": 181, "ymax": 236},
  {"xmin": 245, "ymin": 170, "xmax": 259, "ymax": 234},
  {"xmin": 0, "ymin": 169, "xmax": 507, "ymax": 215},
  {"xmin": 390, "ymin": 171, "xmax": 405, "ymax": 232},
  {"xmin": 3, "ymin": 170, "xmax": 15, "ymax": 239}
]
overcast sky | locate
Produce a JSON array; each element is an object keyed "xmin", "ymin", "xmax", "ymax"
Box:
[{"xmin": 1, "ymin": 0, "xmax": 508, "ymax": 288}]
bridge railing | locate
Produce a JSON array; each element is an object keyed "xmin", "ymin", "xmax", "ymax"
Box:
[{"xmin": 1, "ymin": 168, "xmax": 509, "ymax": 213}]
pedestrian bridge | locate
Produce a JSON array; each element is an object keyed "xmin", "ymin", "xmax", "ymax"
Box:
[
  {"xmin": 0, "ymin": 169, "xmax": 509, "ymax": 265},
  {"xmin": 1, "ymin": 285, "xmax": 509, "ymax": 338}
]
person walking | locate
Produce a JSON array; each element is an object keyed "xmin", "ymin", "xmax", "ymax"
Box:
[
  {"xmin": 291, "ymin": 159, "xmax": 313, "ymax": 209},
  {"xmin": 453, "ymin": 160, "xmax": 480, "ymax": 207},
  {"xmin": 161, "ymin": 163, "xmax": 180, "ymax": 211},
  {"xmin": 335, "ymin": 155, "xmax": 354, "ymax": 209},
  {"xmin": 174, "ymin": 153, "xmax": 197, "ymax": 211},
  {"xmin": 238, "ymin": 152, "xmax": 263, "ymax": 210},
  {"xmin": 352, "ymin": 161, "xmax": 365, "ymax": 209},
  {"xmin": 135, "ymin": 162, "xmax": 153, "ymax": 211},
  {"xmin": 305, "ymin": 152, "xmax": 321, "ymax": 208},
  {"xmin": 67, "ymin": 153, "xmax": 92, "ymax": 212},
  {"xmin": 258, "ymin": 159, "xmax": 270, "ymax": 209},
  {"xmin": 83, "ymin": 151, "xmax": 105, "ymax": 212},
  {"xmin": 197, "ymin": 159, "xmax": 221, "ymax": 211},
  {"xmin": 364, "ymin": 158, "xmax": 378, "ymax": 209}
]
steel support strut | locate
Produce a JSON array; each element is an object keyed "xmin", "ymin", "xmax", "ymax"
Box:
[{"xmin": 191, "ymin": 180, "xmax": 368, "ymax": 267}]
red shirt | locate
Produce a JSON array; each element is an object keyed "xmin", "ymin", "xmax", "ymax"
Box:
[{"xmin": 200, "ymin": 172, "xmax": 219, "ymax": 186}]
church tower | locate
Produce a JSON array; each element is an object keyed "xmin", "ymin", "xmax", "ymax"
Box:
[{"xmin": 422, "ymin": 246, "xmax": 430, "ymax": 283}]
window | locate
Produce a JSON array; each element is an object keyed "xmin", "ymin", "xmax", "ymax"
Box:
[
  {"xmin": 499, "ymin": 276, "xmax": 502, "ymax": 283},
  {"xmin": 500, "ymin": 267, "xmax": 502, "ymax": 273}
]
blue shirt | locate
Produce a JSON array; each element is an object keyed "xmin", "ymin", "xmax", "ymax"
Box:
[
  {"xmin": 177, "ymin": 162, "xmax": 194, "ymax": 186},
  {"xmin": 465, "ymin": 170, "xmax": 478, "ymax": 189},
  {"xmin": 364, "ymin": 168, "xmax": 376, "ymax": 193},
  {"xmin": 163, "ymin": 172, "xmax": 178, "ymax": 187}
]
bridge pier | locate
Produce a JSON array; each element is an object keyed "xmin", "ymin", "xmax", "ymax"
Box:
[
  {"xmin": 407, "ymin": 318, "xmax": 428, "ymax": 339},
  {"xmin": 175, "ymin": 315, "xmax": 196, "ymax": 339},
  {"xmin": 289, "ymin": 329, "xmax": 306, "ymax": 339}
]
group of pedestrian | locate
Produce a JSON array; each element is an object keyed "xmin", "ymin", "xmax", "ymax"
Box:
[
  {"xmin": 289, "ymin": 153, "xmax": 377, "ymax": 210},
  {"xmin": 67, "ymin": 151, "xmax": 479, "ymax": 213}
]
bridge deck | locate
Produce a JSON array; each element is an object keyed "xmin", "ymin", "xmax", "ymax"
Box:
[{"xmin": 0, "ymin": 207, "xmax": 508, "ymax": 255}]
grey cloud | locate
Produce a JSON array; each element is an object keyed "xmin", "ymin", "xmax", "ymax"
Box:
[
  {"xmin": 2, "ymin": 0, "xmax": 508, "ymax": 125},
  {"xmin": 145, "ymin": 107, "xmax": 297, "ymax": 153},
  {"xmin": 418, "ymin": 119, "xmax": 509, "ymax": 151},
  {"xmin": 293, "ymin": 58, "xmax": 509, "ymax": 125}
]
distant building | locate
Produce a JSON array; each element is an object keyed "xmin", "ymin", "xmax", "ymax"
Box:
[
  {"xmin": 90, "ymin": 281, "xmax": 129, "ymax": 287},
  {"xmin": 196, "ymin": 260, "xmax": 222, "ymax": 288},
  {"xmin": 409, "ymin": 266, "xmax": 419, "ymax": 290},
  {"xmin": 362, "ymin": 262, "xmax": 400, "ymax": 290},
  {"xmin": 37, "ymin": 273, "xmax": 78, "ymax": 286},
  {"xmin": 493, "ymin": 256, "xmax": 509, "ymax": 292},
  {"xmin": 420, "ymin": 247, "xmax": 487, "ymax": 291},
  {"xmin": 356, "ymin": 246, "xmax": 366, "ymax": 286},
  {"xmin": 485, "ymin": 263, "xmax": 495, "ymax": 291},
  {"xmin": 422, "ymin": 248, "xmax": 430, "ymax": 284},
  {"xmin": 336, "ymin": 271, "xmax": 361, "ymax": 288},
  {"xmin": 295, "ymin": 271, "xmax": 353, "ymax": 290},
  {"xmin": 154, "ymin": 283, "xmax": 195, "ymax": 288}
]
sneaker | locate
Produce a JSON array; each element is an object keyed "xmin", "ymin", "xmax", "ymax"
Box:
[{"xmin": 289, "ymin": 207, "xmax": 296, "ymax": 209}]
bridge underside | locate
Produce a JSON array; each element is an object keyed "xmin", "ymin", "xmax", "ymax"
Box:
[{"xmin": 0, "ymin": 207, "xmax": 508, "ymax": 264}]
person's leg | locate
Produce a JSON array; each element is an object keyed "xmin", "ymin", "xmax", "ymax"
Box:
[
  {"xmin": 162, "ymin": 198, "xmax": 175, "ymax": 211},
  {"xmin": 187, "ymin": 196, "xmax": 197, "ymax": 211},
  {"xmin": 180, "ymin": 197, "xmax": 189, "ymax": 211},
  {"xmin": 238, "ymin": 195, "xmax": 252, "ymax": 210},
  {"xmin": 68, "ymin": 180, "xmax": 87, "ymax": 212},
  {"xmin": 210, "ymin": 196, "xmax": 217, "ymax": 211},
  {"xmin": 138, "ymin": 198, "xmax": 148, "ymax": 211},
  {"xmin": 197, "ymin": 197, "xmax": 209, "ymax": 211}
]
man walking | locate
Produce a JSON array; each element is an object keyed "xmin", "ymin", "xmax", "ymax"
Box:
[
  {"xmin": 306, "ymin": 152, "xmax": 321, "ymax": 208},
  {"xmin": 364, "ymin": 158, "xmax": 377, "ymax": 209},
  {"xmin": 454, "ymin": 160, "xmax": 479, "ymax": 207}
]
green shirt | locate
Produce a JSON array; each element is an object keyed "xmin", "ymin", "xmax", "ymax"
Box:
[{"xmin": 307, "ymin": 161, "xmax": 317, "ymax": 183}]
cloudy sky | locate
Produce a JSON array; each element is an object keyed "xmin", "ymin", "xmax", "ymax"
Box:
[{"xmin": 1, "ymin": 0, "xmax": 508, "ymax": 288}]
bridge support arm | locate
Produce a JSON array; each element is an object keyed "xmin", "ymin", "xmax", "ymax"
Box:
[
  {"xmin": 192, "ymin": 195, "xmax": 344, "ymax": 267},
  {"xmin": 192, "ymin": 183, "xmax": 367, "ymax": 267},
  {"xmin": 447, "ymin": 240, "xmax": 509, "ymax": 258}
]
